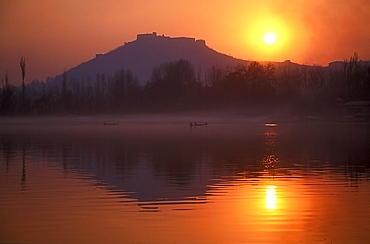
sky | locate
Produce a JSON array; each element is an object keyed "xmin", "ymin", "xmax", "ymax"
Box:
[{"xmin": 1, "ymin": 0, "xmax": 369, "ymax": 86}]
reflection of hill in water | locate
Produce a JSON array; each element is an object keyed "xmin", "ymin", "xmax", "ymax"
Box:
[{"xmin": 1, "ymin": 120, "xmax": 370, "ymax": 206}]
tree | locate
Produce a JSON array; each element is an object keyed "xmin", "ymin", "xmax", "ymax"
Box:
[
  {"xmin": 108, "ymin": 69, "xmax": 141, "ymax": 112},
  {"xmin": 244, "ymin": 61, "xmax": 275, "ymax": 104},
  {"xmin": 343, "ymin": 52, "xmax": 369, "ymax": 100},
  {"xmin": 20, "ymin": 57, "xmax": 26, "ymax": 112},
  {"xmin": 146, "ymin": 59, "xmax": 197, "ymax": 110},
  {"xmin": 217, "ymin": 62, "xmax": 276, "ymax": 106},
  {"xmin": 1, "ymin": 72, "xmax": 14, "ymax": 114},
  {"xmin": 206, "ymin": 64, "xmax": 224, "ymax": 87}
]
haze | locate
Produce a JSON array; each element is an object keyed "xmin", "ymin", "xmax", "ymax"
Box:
[{"xmin": 1, "ymin": 0, "xmax": 369, "ymax": 85}]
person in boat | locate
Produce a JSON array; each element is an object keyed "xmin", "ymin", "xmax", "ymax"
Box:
[{"xmin": 190, "ymin": 122, "xmax": 207, "ymax": 127}]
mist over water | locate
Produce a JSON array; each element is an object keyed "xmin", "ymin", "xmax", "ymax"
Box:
[{"xmin": 1, "ymin": 115, "xmax": 370, "ymax": 243}]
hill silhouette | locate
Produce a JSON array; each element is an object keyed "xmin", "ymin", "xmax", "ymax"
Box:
[
  {"xmin": 2, "ymin": 33, "xmax": 368, "ymax": 116},
  {"xmin": 53, "ymin": 32, "xmax": 247, "ymax": 86},
  {"xmin": 49, "ymin": 32, "xmax": 370, "ymax": 88}
]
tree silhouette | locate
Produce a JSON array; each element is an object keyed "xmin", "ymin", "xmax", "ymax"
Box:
[
  {"xmin": 1, "ymin": 54, "xmax": 368, "ymax": 116},
  {"xmin": 20, "ymin": 57, "xmax": 26, "ymax": 112},
  {"xmin": 146, "ymin": 59, "xmax": 198, "ymax": 110},
  {"xmin": 343, "ymin": 52, "xmax": 369, "ymax": 100},
  {"xmin": 1, "ymin": 72, "xmax": 14, "ymax": 114}
]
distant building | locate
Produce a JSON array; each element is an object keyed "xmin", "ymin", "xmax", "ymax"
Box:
[
  {"xmin": 136, "ymin": 32, "xmax": 206, "ymax": 46},
  {"xmin": 136, "ymin": 32, "xmax": 159, "ymax": 40},
  {"xmin": 341, "ymin": 101, "xmax": 370, "ymax": 121}
]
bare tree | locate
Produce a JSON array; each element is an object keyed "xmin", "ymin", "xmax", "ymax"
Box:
[
  {"xmin": 20, "ymin": 57, "xmax": 26, "ymax": 110},
  {"xmin": 19, "ymin": 57, "xmax": 26, "ymax": 93},
  {"xmin": 1, "ymin": 72, "xmax": 13, "ymax": 113}
]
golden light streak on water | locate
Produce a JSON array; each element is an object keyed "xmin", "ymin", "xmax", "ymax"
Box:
[{"xmin": 265, "ymin": 185, "xmax": 277, "ymax": 209}]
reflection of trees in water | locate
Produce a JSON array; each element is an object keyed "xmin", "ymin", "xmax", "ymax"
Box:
[
  {"xmin": 37, "ymin": 134, "xmax": 209, "ymax": 187},
  {"xmin": 1, "ymin": 123, "xmax": 370, "ymax": 189},
  {"xmin": 342, "ymin": 127, "xmax": 370, "ymax": 184},
  {"xmin": 1, "ymin": 136, "xmax": 17, "ymax": 175},
  {"xmin": 21, "ymin": 144, "xmax": 26, "ymax": 191},
  {"xmin": 0, "ymin": 136, "xmax": 28, "ymax": 190},
  {"xmin": 65, "ymin": 139, "xmax": 140, "ymax": 178},
  {"xmin": 278, "ymin": 123, "xmax": 370, "ymax": 183},
  {"xmin": 148, "ymin": 144, "xmax": 200, "ymax": 185}
]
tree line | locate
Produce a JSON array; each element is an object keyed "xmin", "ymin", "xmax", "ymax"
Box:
[{"xmin": 1, "ymin": 54, "xmax": 369, "ymax": 116}]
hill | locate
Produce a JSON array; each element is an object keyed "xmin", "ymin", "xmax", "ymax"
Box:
[
  {"xmin": 4, "ymin": 34, "xmax": 367, "ymax": 116},
  {"xmin": 52, "ymin": 32, "xmax": 247, "ymax": 86}
]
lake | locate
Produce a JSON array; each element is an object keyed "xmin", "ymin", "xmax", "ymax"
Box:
[{"xmin": 1, "ymin": 116, "xmax": 370, "ymax": 244}]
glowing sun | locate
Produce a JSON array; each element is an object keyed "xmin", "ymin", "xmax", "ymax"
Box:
[{"xmin": 264, "ymin": 33, "xmax": 276, "ymax": 45}]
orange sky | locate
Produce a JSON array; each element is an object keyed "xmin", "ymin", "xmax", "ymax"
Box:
[{"xmin": 1, "ymin": 0, "xmax": 369, "ymax": 85}]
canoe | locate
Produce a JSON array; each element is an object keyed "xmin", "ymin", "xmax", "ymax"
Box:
[
  {"xmin": 190, "ymin": 122, "xmax": 208, "ymax": 127},
  {"xmin": 103, "ymin": 121, "xmax": 119, "ymax": 125}
]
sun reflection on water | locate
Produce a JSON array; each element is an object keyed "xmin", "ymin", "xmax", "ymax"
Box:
[
  {"xmin": 262, "ymin": 128, "xmax": 279, "ymax": 170},
  {"xmin": 265, "ymin": 185, "xmax": 277, "ymax": 209}
]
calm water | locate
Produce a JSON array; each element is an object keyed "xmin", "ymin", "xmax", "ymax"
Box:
[{"xmin": 1, "ymin": 116, "xmax": 370, "ymax": 244}]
